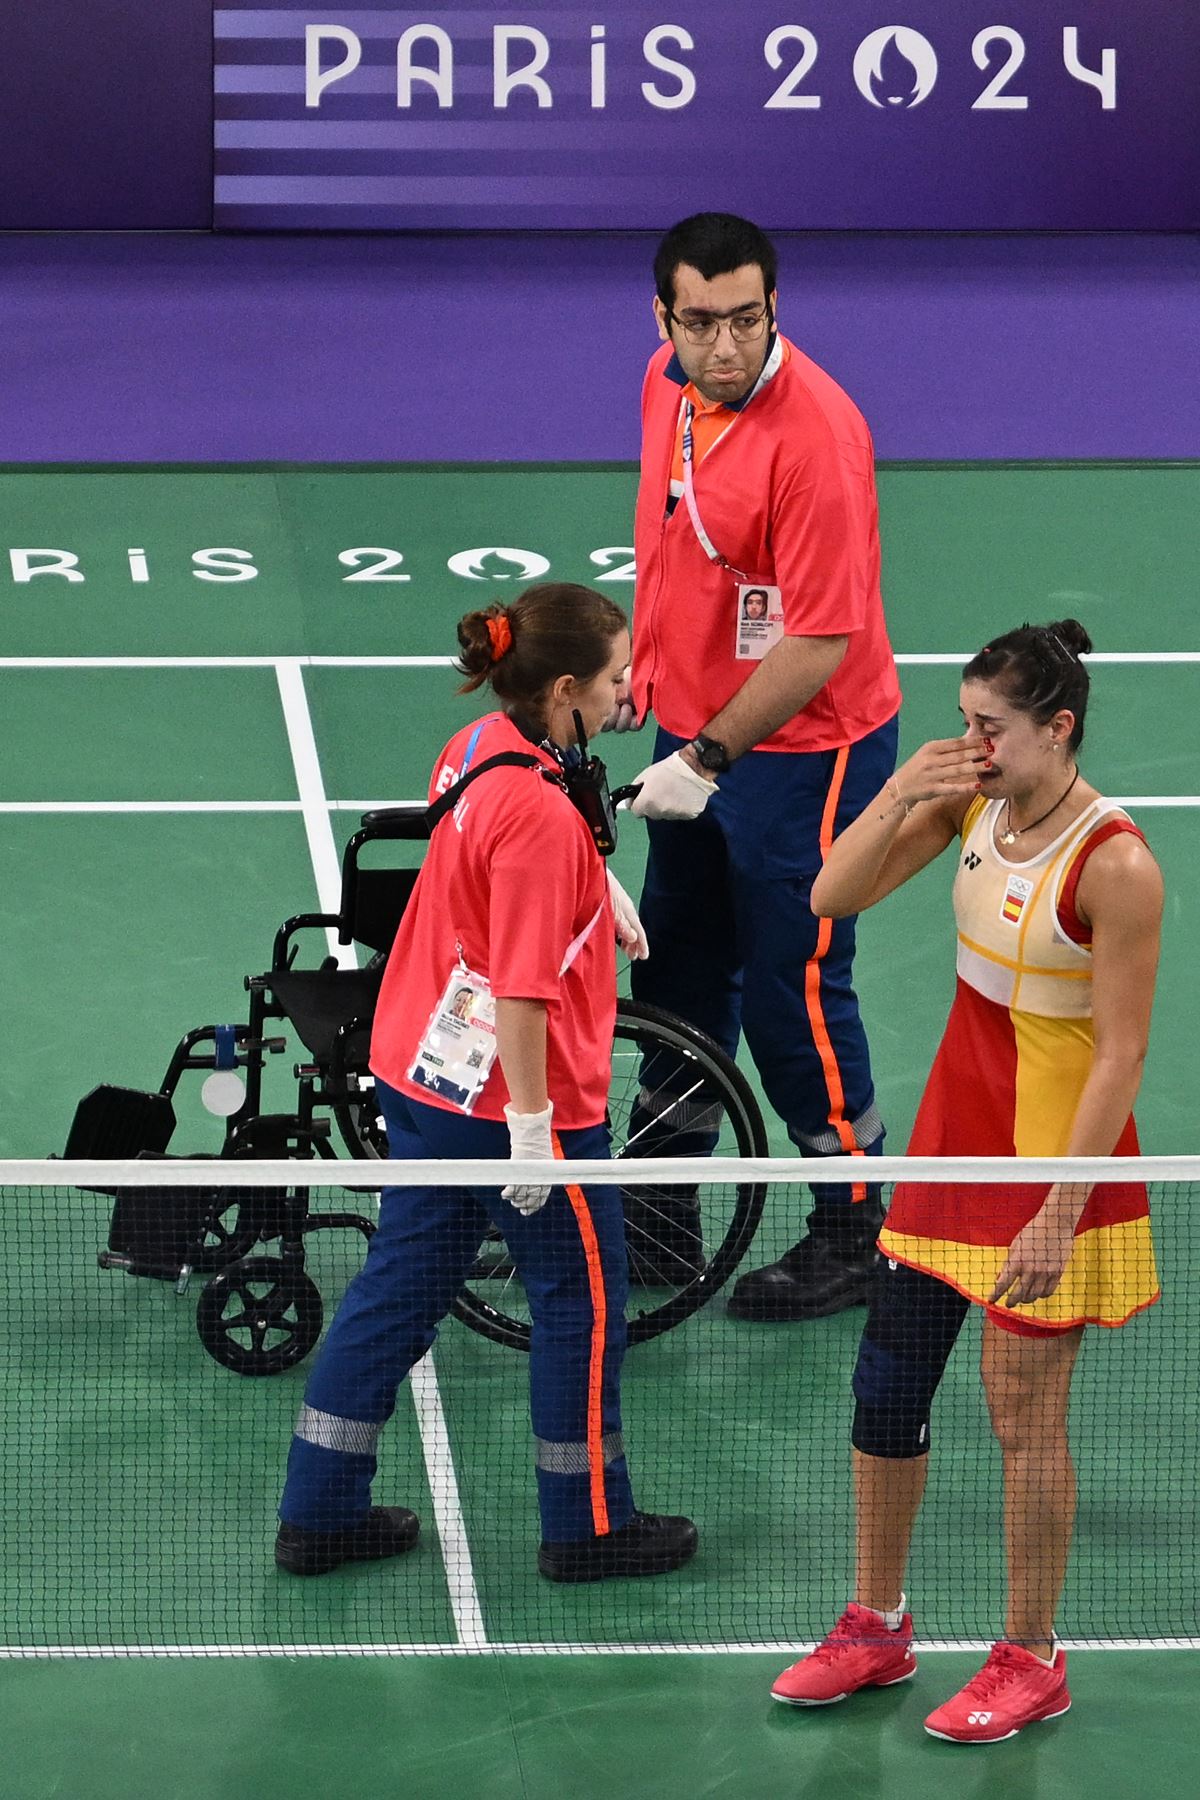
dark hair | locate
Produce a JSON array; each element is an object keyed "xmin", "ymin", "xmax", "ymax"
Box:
[
  {"xmin": 455, "ymin": 583, "xmax": 628, "ymax": 718},
  {"xmin": 654, "ymin": 213, "xmax": 777, "ymax": 310},
  {"xmin": 962, "ymin": 619, "xmax": 1093, "ymax": 751}
]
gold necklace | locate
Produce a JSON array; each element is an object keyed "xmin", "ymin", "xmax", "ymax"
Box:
[{"xmin": 999, "ymin": 768, "xmax": 1081, "ymax": 846}]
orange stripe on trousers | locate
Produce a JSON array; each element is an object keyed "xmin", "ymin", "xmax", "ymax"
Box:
[
  {"xmin": 554, "ymin": 1134, "xmax": 611, "ymax": 1536},
  {"xmin": 806, "ymin": 746, "xmax": 867, "ymax": 1201}
]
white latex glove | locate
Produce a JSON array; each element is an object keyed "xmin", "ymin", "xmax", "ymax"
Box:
[
  {"xmin": 629, "ymin": 750, "xmax": 718, "ymax": 821},
  {"xmin": 502, "ymin": 1101, "xmax": 555, "ymax": 1215},
  {"xmin": 607, "ymin": 870, "xmax": 649, "ymax": 961}
]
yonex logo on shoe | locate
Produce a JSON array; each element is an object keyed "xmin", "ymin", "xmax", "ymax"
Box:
[{"xmin": 967, "ymin": 1711, "xmax": 992, "ymax": 1725}]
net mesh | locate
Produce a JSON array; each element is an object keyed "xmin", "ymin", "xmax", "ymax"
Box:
[{"xmin": 1, "ymin": 1158, "xmax": 1193, "ymax": 1656}]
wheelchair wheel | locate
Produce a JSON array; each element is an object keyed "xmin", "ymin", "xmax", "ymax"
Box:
[
  {"xmin": 196, "ymin": 1258, "xmax": 323, "ymax": 1375},
  {"xmin": 453, "ymin": 1000, "xmax": 768, "ymax": 1351},
  {"xmin": 187, "ymin": 1190, "xmax": 279, "ymax": 1274}
]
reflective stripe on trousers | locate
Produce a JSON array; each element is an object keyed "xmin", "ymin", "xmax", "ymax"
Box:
[
  {"xmin": 294, "ymin": 1404, "xmax": 382, "ymax": 1457},
  {"xmin": 535, "ymin": 1430, "xmax": 626, "ymax": 1476}
]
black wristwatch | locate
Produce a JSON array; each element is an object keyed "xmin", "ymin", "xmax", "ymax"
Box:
[{"xmin": 690, "ymin": 733, "xmax": 731, "ymax": 774}]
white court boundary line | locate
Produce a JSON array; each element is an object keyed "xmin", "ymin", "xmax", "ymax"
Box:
[
  {"xmin": 2, "ymin": 652, "xmax": 1195, "ymax": 811},
  {"xmin": 0, "ymin": 1637, "xmax": 1194, "ymax": 1660},
  {"xmin": 273, "ymin": 657, "xmax": 486, "ymax": 1650},
  {"xmin": 1, "ymin": 652, "xmax": 1199, "ymax": 669},
  {"xmin": 2, "ymin": 796, "xmax": 1196, "ymax": 814}
]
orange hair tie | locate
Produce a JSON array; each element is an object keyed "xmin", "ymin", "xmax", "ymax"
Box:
[{"xmin": 486, "ymin": 613, "xmax": 513, "ymax": 661}]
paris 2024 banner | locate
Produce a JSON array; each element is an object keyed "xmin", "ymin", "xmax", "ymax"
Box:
[{"xmin": 213, "ymin": 3, "xmax": 1197, "ymax": 229}]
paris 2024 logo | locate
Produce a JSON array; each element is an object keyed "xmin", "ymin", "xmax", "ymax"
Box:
[{"xmin": 853, "ymin": 27, "xmax": 939, "ymax": 108}]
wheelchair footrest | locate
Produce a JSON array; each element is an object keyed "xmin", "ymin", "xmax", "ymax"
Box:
[
  {"xmin": 65, "ymin": 1084, "xmax": 176, "ymax": 1161},
  {"xmin": 101, "ymin": 1164, "xmax": 288, "ymax": 1283}
]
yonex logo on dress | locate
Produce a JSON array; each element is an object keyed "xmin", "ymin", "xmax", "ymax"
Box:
[{"xmin": 964, "ymin": 851, "xmax": 982, "ymax": 870}]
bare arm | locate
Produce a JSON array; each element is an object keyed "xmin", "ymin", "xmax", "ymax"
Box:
[
  {"xmin": 494, "ymin": 998, "xmax": 549, "ymax": 1113},
  {"xmin": 810, "ymin": 736, "xmax": 989, "ymax": 917},
  {"xmin": 684, "ymin": 633, "xmax": 847, "ymax": 764},
  {"xmin": 989, "ymin": 834, "xmax": 1164, "ymax": 1307},
  {"xmin": 1061, "ymin": 835, "xmax": 1162, "ymax": 1152}
]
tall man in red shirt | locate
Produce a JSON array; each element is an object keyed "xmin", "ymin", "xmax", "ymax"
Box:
[{"xmin": 622, "ymin": 213, "xmax": 902, "ymax": 1319}]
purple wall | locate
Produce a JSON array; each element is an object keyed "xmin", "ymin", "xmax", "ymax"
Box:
[
  {"xmin": 3, "ymin": 232, "xmax": 1197, "ymax": 463},
  {"xmin": 0, "ymin": 2, "xmax": 213, "ymax": 230}
]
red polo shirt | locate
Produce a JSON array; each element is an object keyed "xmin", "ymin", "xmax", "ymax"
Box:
[
  {"xmin": 370, "ymin": 712, "xmax": 616, "ymax": 1128},
  {"xmin": 632, "ymin": 334, "xmax": 901, "ymax": 752}
]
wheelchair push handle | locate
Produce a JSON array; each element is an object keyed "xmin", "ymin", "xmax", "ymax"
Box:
[
  {"xmin": 611, "ymin": 783, "xmax": 642, "ymax": 809},
  {"xmin": 357, "ymin": 805, "xmax": 430, "ymax": 839}
]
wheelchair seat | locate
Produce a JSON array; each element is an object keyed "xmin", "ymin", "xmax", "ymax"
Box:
[
  {"xmin": 264, "ymin": 964, "xmax": 384, "ymax": 1063},
  {"xmin": 262, "ymin": 810, "xmax": 428, "ymax": 1063}
]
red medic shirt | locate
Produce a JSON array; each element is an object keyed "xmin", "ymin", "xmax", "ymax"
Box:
[
  {"xmin": 370, "ymin": 712, "xmax": 616, "ymax": 1128},
  {"xmin": 632, "ymin": 334, "xmax": 901, "ymax": 752}
]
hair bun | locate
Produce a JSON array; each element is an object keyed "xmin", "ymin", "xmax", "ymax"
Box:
[
  {"xmin": 1048, "ymin": 618, "xmax": 1093, "ymax": 659},
  {"xmin": 455, "ymin": 609, "xmax": 497, "ymax": 679}
]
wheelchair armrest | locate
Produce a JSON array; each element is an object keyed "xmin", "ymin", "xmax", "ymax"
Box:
[
  {"xmin": 272, "ymin": 912, "xmax": 341, "ymax": 970},
  {"xmin": 357, "ymin": 805, "xmax": 429, "ymax": 840}
]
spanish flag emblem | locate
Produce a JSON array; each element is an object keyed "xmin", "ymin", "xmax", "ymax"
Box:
[{"xmin": 1000, "ymin": 873, "xmax": 1034, "ymax": 925}]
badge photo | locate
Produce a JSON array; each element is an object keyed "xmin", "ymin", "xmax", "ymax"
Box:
[
  {"xmin": 408, "ymin": 964, "xmax": 499, "ymax": 1112},
  {"xmin": 735, "ymin": 583, "xmax": 785, "ymax": 661}
]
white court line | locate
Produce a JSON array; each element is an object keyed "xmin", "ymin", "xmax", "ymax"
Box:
[
  {"xmin": 1, "ymin": 652, "xmax": 1198, "ymax": 670},
  {"xmin": 0, "ymin": 801, "xmax": 305, "ymax": 813},
  {"xmin": 0, "ymin": 1637, "xmax": 1193, "ymax": 1660},
  {"xmin": 273, "ymin": 657, "xmax": 486, "ymax": 1650},
  {"xmin": 3, "ymin": 796, "xmax": 1196, "ymax": 815},
  {"xmin": 893, "ymin": 653, "xmax": 1200, "ymax": 666},
  {"xmin": 334, "ymin": 796, "xmax": 1200, "ymax": 813}
]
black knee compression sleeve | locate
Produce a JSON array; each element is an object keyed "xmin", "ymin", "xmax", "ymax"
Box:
[{"xmin": 850, "ymin": 1260, "xmax": 970, "ymax": 1458}]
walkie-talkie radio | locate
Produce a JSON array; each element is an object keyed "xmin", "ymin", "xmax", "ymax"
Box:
[{"xmin": 560, "ymin": 711, "xmax": 639, "ymax": 856}]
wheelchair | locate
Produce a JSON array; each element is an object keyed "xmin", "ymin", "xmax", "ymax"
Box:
[{"xmin": 65, "ymin": 806, "xmax": 769, "ymax": 1374}]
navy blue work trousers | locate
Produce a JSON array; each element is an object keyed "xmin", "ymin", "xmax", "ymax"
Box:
[
  {"xmin": 279, "ymin": 1083, "xmax": 634, "ymax": 1544},
  {"xmin": 631, "ymin": 717, "xmax": 898, "ymax": 1229}
]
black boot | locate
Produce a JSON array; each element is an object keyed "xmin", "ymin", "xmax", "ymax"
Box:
[
  {"xmin": 727, "ymin": 1192, "xmax": 885, "ymax": 1322},
  {"xmin": 538, "ymin": 1511, "xmax": 699, "ymax": 1583},
  {"xmin": 275, "ymin": 1505, "xmax": 420, "ymax": 1576}
]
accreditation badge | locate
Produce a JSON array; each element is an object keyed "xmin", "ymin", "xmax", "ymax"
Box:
[
  {"xmin": 407, "ymin": 963, "xmax": 498, "ymax": 1113},
  {"xmin": 734, "ymin": 583, "xmax": 785, "ymax": 661}
]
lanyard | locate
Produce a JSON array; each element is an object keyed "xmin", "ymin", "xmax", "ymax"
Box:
[
  {"xmin": 458, "ymin": 715, "xmax": 491, "ymax": 777},
  {"xmin": 680, "ymin": 333, "xmax": 784, "ymax": 577}
]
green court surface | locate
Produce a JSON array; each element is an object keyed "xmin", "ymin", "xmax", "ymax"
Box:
[
  {"xmin": 2, "ymin": 463, "xmax": 1198, "ymax": 1798},
  {"xmin": 2, "ymin": 462, "xmax": 1198, "ymax": 658}
]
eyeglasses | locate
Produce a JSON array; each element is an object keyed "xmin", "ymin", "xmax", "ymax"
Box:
[{"xmin": 665, "ymin": 305, "xmax": 772, "ymax": 346}]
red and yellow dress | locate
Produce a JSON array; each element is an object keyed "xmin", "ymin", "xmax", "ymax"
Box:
[{"xmin": 879, "ymin": 794, "xmax": 1160, "ymax": 1334}]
